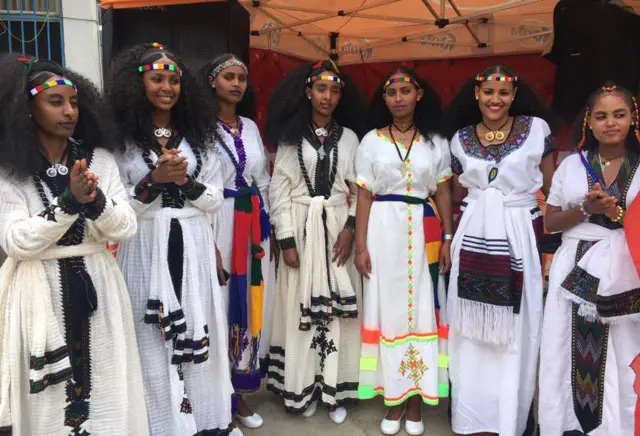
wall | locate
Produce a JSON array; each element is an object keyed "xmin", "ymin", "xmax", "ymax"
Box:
[{"xmin": 62, "ymin": 0, "xmax": 103, "ymax": 89}]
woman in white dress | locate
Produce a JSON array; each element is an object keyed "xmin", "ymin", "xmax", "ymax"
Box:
[
  {"xmin": 354, "ymin": 67, "xmax": 453, "ymax": 436},
  {"xmin": 0, "ymin": 54, "xmax": 148, "ymax": 435},
  {"xmin": 108, "ymin": 43, "xmax": 234, "ymax": 435},
  {"xmin": 440, "ymin": 64, "xmax": 560, "ymax": 436},
  {"xmin": 540, "ymin": 83, "xmax": 640, "ymax": 436},
  {"xmin": 200, "ymin": 53, "xmax": 275, "ymax": 432},
  {"xmin": 265, "ymin": 60, "xmax": 365, "ymax": 424}
]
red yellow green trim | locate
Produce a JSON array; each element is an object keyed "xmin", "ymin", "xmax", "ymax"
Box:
[
  {"xmin": 355, "ymin": 178, "xmax": 372, "ymax": 192},
  {"xmin": 358, "ymin": 385, "xmax": 439, "ymax": 406},
  {"xmin": 375, "ymin": 129, "xmax": 423, "ymax": 145}
]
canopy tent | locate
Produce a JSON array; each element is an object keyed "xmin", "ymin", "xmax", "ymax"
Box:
[{"xmin": 101, "ymin": 0, "xmax": 640, "ymax": 64}]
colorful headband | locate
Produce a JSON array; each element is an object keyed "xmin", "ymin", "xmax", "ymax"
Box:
[
  {"xmin": 208, "ymin": 58, "xmax": 248, "ymax": 81},
  {"xmin": 475, "ymin": 74, "xmax": 518, "ymax": 82},
  {"xmin": 305, "ymin": 75, "xmax": 343, "ymax": 86},
  {"xmin": 29, "ymin": 79, "xmax": 77, "ymax": 98},
  {"xmin": 384, "ymin": 76, "xmax": 420, "ymax": 90},
  {"xmin": 138, "ymin": 63, "xmax": 182, "ymax": 76}
]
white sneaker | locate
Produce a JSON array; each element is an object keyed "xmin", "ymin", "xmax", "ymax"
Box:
[
  {"xmin": 380, "ymin": 410, "xmax": 405, "ymax": 435},
  {"xmin": 405, "ymin": 418, "xmax": 425, "ymax": 436},
  {"xmin": 329, "ymin": 407, "xmax": 347, "ymax": 424},
  {"xmin": 235, "ymin": 412, "xmax": 264, "ymax": 429},
  {"xmin": 230, "ymin": 427, "xmax": 244, "ymax": 436},
  {"xmin": 302, "ymin": 400, "xmax": 318, "ymax": 418}
]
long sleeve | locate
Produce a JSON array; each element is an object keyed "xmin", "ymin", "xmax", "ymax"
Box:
[
  {"xmin": 0, "ymin": 174, "xmax": 80, "ymax": 261},
  {"xmin": 185, "ymin": 149, "xmax": 224, "ymax": 214},
  {"xmin": 252, "ymin": 131, "xmax": 271, "ymax": 214},
  {"xmin": 343, "ymin": 129, "xmax": 360, "ymax": 223},
  {"xmin": 116, "ymin": 148, "xmax": 158, "ymax": 217},
  {"xmin": 84, "ymin": 151, "xmax": 138, "ymax": 242},
  {"xmin": 269, "ymin": 146, "xmax": 296, "ymax": 248}
]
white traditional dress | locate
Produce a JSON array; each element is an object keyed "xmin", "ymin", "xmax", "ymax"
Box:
[
  {"xmin": 448, "ymin": 115, "xmax": 553, "ymax": 435},
  {"xmin": 356, "ymin": 129, "xmax": 451, "ymax": 407},
  {"xmin": 116, "ymin": 134, "xmax": 233, "ymax": 435},
  {"xmin": 214, "ymin": 116, "xmax": 275, "ymax": 394},
  {"xmin": 267, "ymin": 123, "xmax": 362, "ymax": 413},
  {"xmin": 539, "ymin": 150, "xmax": 640, "ymax": 436},
  {"xmin": 0, "ymin": 143, "xmax": 148, "ymax": 436}
]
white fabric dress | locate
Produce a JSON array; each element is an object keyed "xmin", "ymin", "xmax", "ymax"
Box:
[
  {"xmin": 0, "ymin": 146, "xmax": 148, "ymax": 436},
  {"xmin": 267, "ymin": 126, "xmax": 362, "ymax": 413},
  {"xmin": 539, "ymin": 150, "xmax": 640, "ymax": 436},
  {"xmin": 356, "ymin": 129, "xmax": 452, "ymax": 407},
  {"xmin": 116, "ymin": 138, "xmax": 233, "ymax": 435},
  {"xmin": 448, "ymin": 116, "xmax": 552, "ymax": 435},
  {"xmin": 214, "ymin": 116, "xmax": 275, "ymax": 393}
]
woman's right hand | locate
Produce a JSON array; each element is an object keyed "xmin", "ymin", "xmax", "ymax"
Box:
[
  {"xmin": 69, "ymin": 159, "xmax": 97, "ymax": 204},
  {"xmin": 354, "ymin": 248, "xmax": 372, "ymax": 279},
  {"xmin": 151, "ymin": 148, "xmax": 188, "ymax": 185},
  {"xmin": 282, "ymin": 247, "xmax": 300, "ymax": 269},
  {"xmin": 583, "ymin": 183, "xmax": 617, "ymax": 215}
]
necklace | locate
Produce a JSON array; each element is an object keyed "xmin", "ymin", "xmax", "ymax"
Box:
[
  {"xmin": 218, "ymin": 118, "xmax": 247, "ymax": 188},
  {"xmin": 44, "ymin": 147, "xmax": 69, "ymax": 178},
  {"xmin": 219, "ymin": 117, "xmax": 240, "ymax": 136},
  {"xmin": 389, "ymin": 126, "xmax": 418, "ymax": 176},
  {"xmin": 153, "ymin": 125, "xmax": 172, "ymax": 138},
  {"xmin": 482, "ymin": 118, "xmax": 510, "ymax": 142},
  {"xmin": 312, "ymin": 120, "xmax": 331, "ymax": 138},
  {"xmin": 599, "ymin": 153, "xmax": 625, "ymax": 168}
]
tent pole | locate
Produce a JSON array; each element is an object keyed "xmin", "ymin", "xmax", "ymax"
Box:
[
  {"xmin": 420, "ymin": 0, "xmax": 442, "ymax": 20},
  {"xmin": 440, "ymin": 0, "xmax": 446, "ymax": 18},
  {"xmin": 447, "ymin": 0, "xmax": 483, "ymax": 46}
]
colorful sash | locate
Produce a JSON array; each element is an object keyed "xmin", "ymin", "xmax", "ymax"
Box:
[{"xmin": 224, "ymin": 185, "xmax": 267, "ymax": 369}]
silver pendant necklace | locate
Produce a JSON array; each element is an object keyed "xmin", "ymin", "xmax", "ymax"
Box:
[
  {"xmin": 45, "ymin": 147, "xmax": 69, "ymax": 178},
  {"xmin": 154, "ymin": 126, "xmax": 172, "ymax": 138},
  {"xmin": 312, "ymin": 120, "xmax": 331, "ymax": 138}
]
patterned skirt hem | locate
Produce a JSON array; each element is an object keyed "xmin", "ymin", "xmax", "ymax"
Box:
[
  {"xmin": 358, "ymin": 385, "xmax": 445, "ymax": 406},
  {"xmin": 266, "ymin": 382, "xmax": 359, "ymax": 414}
]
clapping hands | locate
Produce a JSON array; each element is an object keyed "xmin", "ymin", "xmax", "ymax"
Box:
[
  {"xmin": 151, "ymin": 147, "xmax": 189, "ymax": 186},
  {"xmin": 69, "ymin": 159, "xmax": 98, "ymax": 204}
]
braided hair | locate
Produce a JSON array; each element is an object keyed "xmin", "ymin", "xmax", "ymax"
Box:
[
  {"xmin": 199, "ymin": 53, "xmax": 256, "ymax": 120},
  {"xmin": 264, "ymin": 59, "xmax": 366, "ymax": 146},
  {"xmin": 366, "ymin": 67, "xmax": 443, "ymax": 139},
  {"xmin": 0, "ymin": 52, "xmax": 118, "ymax": 175},
  {"xmin": 441, "ymin": 64, "xmax": 561, "ymax": 139},
  {"xmin": 107, "ymin": 42, "xmax": 220, "ymax": 151},
  {"xmin": 574, "ymin": 81, "xmax": 640, "ymax": 153}
]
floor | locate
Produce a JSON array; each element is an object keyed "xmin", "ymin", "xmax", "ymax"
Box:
[{"xmin": 242, "ymin": 388, "xmax": 454, "ymax": 436}]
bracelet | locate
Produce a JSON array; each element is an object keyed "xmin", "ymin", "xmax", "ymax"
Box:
[
  {"xmin": 355, "ymin": 247, "xmax": 366, "ymax": 255},
  {"xmin": 443, "ymin": 233, "xmax": 453, "ymax": 241},
  {"xmin": 579, "ymin": 199, "xmax": 591, "ymax": 218},
  {"xmin": 611, "ymin": 205, "xmax": 625, "ymax": 223}
]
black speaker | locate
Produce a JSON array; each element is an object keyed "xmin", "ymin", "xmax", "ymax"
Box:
[
  {"xmin": 102, "ymin": 0, "xmax": 249, "ymax": 72},
  {"xmin": 545, "ymin": 0, "xmax": 640, "ymax": 123}
]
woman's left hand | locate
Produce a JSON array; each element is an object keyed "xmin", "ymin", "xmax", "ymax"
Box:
[
  {"xmin": 439, "ymin": 240, "xmax": 452, "ymax": 274},
  {"xmin": 332, "ymin": 229, "xmax": 354, "ymax": 267},
  {"xmin": 270, "ymin": 231, "xmax": 280, "ymax": 263}
]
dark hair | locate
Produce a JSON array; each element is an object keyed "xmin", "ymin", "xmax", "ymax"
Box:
[
  {"xmin": 199, "ymin": 53, "xmax": 256, "ymax": 120},
  {"xmin": 264, "ymin": 60, "xmax": 366, "ymax": 146},
  {"xmin": 573, "ymin": 81, "xmax": 640, "ymax": 153},
  {"xmin": 441, "ymin": 64, "xmax": 562, "ymax": 139},
  {"xmin": 367, "ymin": 67, "xmax": 442, "ymax": 139},
  {"xmin": 107, "ymin": 43, "xmax": 219, "ymax": 151},
  {"xmin": 0, "ymin": 52, "xmax": 119, "ymax": 175}
]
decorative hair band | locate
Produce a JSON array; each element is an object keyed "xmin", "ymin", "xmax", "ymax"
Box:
[
  {"xmin": 577, "ymin": 91, "xmax": 640, "ymax": 149},
  {"xmin": 475, "ymin": 74, "xmax": 518, "ymax": 82},
  {"xmin": 29, "ymin": 79, "xmax": 77, "ymax": 98},
  {"xmin": 602, "ymin": 85, "xmax": 617, "ymax": 93},
  {"xmin": 17, "ymin": 56, "xmax": 38, "ymax": 74},
  {"xmin": 384, "ymin": 76, "xmax": 420, "ymax": 90},
  {"xmin": 208, "ymin": 58, "xmax": 248, "ymax": 81},
  {"xmin": 138, "ymin": 63, "xmax": 182, "ymax": 76},
  {"xmin": 305, "ymin": 75, "xmax": 343, "ymax": 86}
]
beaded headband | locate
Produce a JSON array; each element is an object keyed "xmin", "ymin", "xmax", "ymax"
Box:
[
  {"xmin": 384, "ymin": 76, "xmax": 420, "ymax": 90},
  {"xmin": 138, "ymin": 63, "xmax": 182, "ymax": 76},
  {"xmin": 475, "ymin": 74, "xmax": 518, "ymax": 82},
  {"xmin": 208, "ymin": 58, "xmax": 248, "ymax": 81},
  {"xmin": 29, "ymin": 79, "xmax": 77, "ymax": 98},
  {"xmin": 306, "ymin": 75, "xmax": 343, "ymax": 86}
]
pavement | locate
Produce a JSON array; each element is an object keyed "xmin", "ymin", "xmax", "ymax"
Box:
[{"xmin": 242, "ymin": 387, "xmax": 454, "ymax": 436}]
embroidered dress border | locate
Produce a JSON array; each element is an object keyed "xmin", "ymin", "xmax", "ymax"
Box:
[
  {"xmin": 357, "ymin": 385, "xmax": 441, "ymax": 407},
  {"xmin": 596, "ymin": 287, "xmax": 640, "ymax": 319},
  {"xmin": 266, "ymin": 375, "xmax": 359, "ymax": 413},
  {"xmin": 29, "ymin": 345, "xmax": 69, "ymax": 371},
  {"xmin": 0, "ymin": 425, "xmax": 11, "ymax": 435},
  {"xmin": 458, "ymin": 115, "xmax": 533, "ymax": 163}
]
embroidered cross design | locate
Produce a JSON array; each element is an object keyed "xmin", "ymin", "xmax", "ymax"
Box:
[
  {"xmin": 399, "ymin": 344, "xmax": 427, "ymax": 387},
  {"xmin": 310, "ymin": 321, "xmax": 337, "ymax": 372},
  {"xmin": 39, "ymin": 204, "xmax": 59, "ymax": 222}
]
